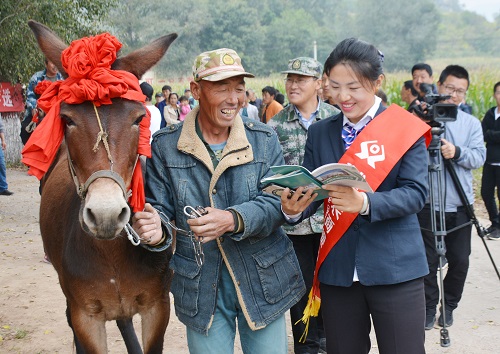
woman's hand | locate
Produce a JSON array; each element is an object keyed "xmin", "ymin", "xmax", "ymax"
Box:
[{"xmin": 322, "ymin": 185, "xmax": 364, "ymax": 213}]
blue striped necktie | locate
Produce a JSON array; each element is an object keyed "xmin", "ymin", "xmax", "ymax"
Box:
[{"xmin": 342, "ymin": 124, "xmax": 364, "ymax": 149}]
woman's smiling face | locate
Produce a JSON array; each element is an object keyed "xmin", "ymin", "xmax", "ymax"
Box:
[{"xmin": 328, "ymin": 64, "xmax": 382, "ymax": 124}]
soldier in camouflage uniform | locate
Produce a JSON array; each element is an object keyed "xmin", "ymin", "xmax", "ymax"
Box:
[{"xmin": 268, "ymin": 57, "xmax": 339, "ymax": 354}]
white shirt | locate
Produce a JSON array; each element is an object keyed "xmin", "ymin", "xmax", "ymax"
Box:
[
  {"xmin": 239, "ymin": 103, "xmax": 259, "ymax": 121},
  {"xmin": 146, "ymin": 104, "xmax": 161, "ymax": 142}
]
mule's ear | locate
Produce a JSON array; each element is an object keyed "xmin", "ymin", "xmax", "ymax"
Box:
[
  {"xmin": 112, "ymin": 33, "xmax": 178, "ymax": 79},
  {"xmin": 28, "ymin": 20, "xmax": 68, "ymax": 78}
]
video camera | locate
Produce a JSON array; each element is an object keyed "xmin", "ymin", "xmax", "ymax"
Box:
[{"xmin": 409, "ymin": 83, "xmax": 457, "ymax": 123}]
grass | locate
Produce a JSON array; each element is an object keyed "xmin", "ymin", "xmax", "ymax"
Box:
[{"xmin": 14, "ymin": 330, "xmax": 28, "ymax": 339}]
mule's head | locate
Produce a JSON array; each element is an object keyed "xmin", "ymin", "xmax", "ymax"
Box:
[{"xmin": 28, "ymin": 21, "xmax": 177, "ymax": 239}]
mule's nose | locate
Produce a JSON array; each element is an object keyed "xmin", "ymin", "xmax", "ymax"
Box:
[{"xmin": 83, "ymin": 178, "xmax": 130, "ymax": 239}]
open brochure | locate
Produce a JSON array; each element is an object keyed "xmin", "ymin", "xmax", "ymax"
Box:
[{"xmin": 261, "ymin": 163, "xmax": 373, "ymax": 201}]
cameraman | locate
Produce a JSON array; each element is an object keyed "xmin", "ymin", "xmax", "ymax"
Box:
[
  {"xmin": 417, "ymin": 65, "xmax": 485, "ymax": 330},
  {"xmin": 411, "ymin": 63, "xmax": 437, "ymax": 100}
]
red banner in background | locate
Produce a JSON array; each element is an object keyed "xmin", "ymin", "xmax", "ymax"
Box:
[{"xmin": 0, "ymin": 83, "xmax": 24, "ymax": 112}]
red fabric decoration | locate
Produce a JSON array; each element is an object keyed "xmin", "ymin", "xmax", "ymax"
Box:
[
  {"xmin": 34, "ymin": 80, "xmax": 53, "ymax": 96},
  {"xmin": 22, "ymin": 32, "xmax": 151, "ymax": 212}
]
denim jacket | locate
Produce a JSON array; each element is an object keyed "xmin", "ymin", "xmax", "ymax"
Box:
[{"xmin": 146, "ymin": 107, "xmax": 305, "ymax": 334}]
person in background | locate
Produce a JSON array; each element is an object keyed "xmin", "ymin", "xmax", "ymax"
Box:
[
  {"xmin": 239, "ymin": 91, "xmax": 259, "ymax": 120},
  {"xmin": 418, "ymin": 65, "xmax": 485, "ymax": 330},
  {"xmin": 261, "ymin": 86, "xmax": 283, "ymax": 123},
  {"xmin": 401, "ymin": 80, "xmax": 419, "ymax": 109},
  {"xmin": 247, "ymin": 88, "xmax": 262, "ymax": 112},
  {"xmin": 0, "ymin": 116, "xmax": 13, "ymax": 196},
  {"xmin": 184, "ymin": 88, "xmax": 197, "ymax": 109},
  {"xmin": 281, "ymin": 38, "xmax": 430, "ymax": 354},
  {"xmin": 158, "ymin": 84, "xmax": 172, "ymax": 128},
  {"xmin": 321, "ymin": 72, "xmax": 338, "ymax": 108},
  {"xmin": 132, "ymin": 47, "xmax": 305, "ymax": 354},
  {"xmin": 164, "ymin": 92, "xmax": 180, "ymax": 126},
  {"xmin": 459, "ymin": 99, "xmax": 473, "ymax": 115},
  {"xmin": 179, "ymin": 95, "xmax": 191, "ymax": 121},
  {"xmin": 480, "ymin": 81, "xmax": 500, "ymax": 241},
  {"xmin": 412, "ymin": 63, "xmax": 437, "ymax": 100},
  {"xmin": 376, "ymin": 88, "xmax": 388, "ymax": 107},
  {"xmin": 276, "ymin": 92, "xmax": 286, "ymax": 107},
  {"xmin": 20, "ymin": 58, "xmax": 63, "ymax": 145},
  {"xmin": 19, "ymin": 58, "xmax": 62, "ymax": 263},
  {"xmin": 140, "ymin": 82, "xmax": 161, "ymax": 140},
  {"xmin": 268, "ymin": 56, "xmax": 339, "ymax": 354},
  {"xmin": 155, "ymin": 92, "xmax": 164, "ymax": 108}
]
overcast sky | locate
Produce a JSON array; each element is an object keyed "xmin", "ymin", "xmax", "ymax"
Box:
[{"xmin": 461, "ymin": 0, "xmax": 500, "ymax": 21}]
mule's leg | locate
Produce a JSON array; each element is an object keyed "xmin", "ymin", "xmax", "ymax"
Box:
[
  {"xmin": 69, "ymin": 306, "xmax": 108, "ymax": 353},
  {"xmin": 140, "ymin": 300, "xmax": 170, "ymax": 354},
  {"xmin": 66, "ymin": 304, "xmax": 85, "ymax": 354},
  {"xmin": 116, "ymin": 318, "xmax": 142, "ymax": 354}
]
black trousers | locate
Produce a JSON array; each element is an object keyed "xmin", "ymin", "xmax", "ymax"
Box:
[
  {"xmin": 320, "ymin": 278, "xmax": 425, "ymax": 354},
  {"xmin": 481, "ymin": 162, "xmax": 500, "ymax": 225},
  {"xmin": 418, "ymin": 206, "xmax": 472, "ymax": 313},
  {"xmin": 288, "ymin": 234, "xmax": 324, "ymax": 354}
]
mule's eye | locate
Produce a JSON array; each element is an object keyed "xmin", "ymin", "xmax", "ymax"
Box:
[
  {"xmin": 134, "ymin": 115, "xmax": 144, "ymax": 126},
  {"xmin": 61, "ymin": 115, "xmax": 75, "ymax": 126}
]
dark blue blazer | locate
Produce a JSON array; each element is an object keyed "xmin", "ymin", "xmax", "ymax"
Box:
[{"xmin": 302, "ymin": 104, "xmax": 429, "ymax": 286}]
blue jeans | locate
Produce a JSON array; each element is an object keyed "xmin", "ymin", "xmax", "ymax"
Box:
[
  {"xmin": 0, "ymin": 146, "xmax": 8, "ymax": 191},
  {"xmin": 186, "ymin": 262, "xmax": 288, "ymax": 354}
]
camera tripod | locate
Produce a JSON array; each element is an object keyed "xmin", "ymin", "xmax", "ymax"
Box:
[{"xmin": 424, "ymin": 125, "xmax": 500, "ymax": 348}]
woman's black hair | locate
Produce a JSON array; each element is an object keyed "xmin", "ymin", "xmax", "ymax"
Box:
[{"xmin": 324, "ymin": 38, "xmax": 384, "ymax": 88}]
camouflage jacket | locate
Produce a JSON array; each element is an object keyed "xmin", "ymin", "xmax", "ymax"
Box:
[
  {"xmin": 24, "ymin": 69, "xmax": 63, "ymax": 119},
  {"xmin": 268, "ymin": 99, "xmax": 339, "ymax": 235}
]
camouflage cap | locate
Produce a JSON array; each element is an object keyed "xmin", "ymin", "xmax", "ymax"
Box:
[
  {"xmin": 193, "ymin": 48, "xmax": 254, "ymax": 82},
  {"xmin": 281, "ymin": 57, "xmax": 323, "ymax": 79}
]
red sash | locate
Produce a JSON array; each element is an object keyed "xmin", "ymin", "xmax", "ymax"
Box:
[{"xmin": 298, "ymin": 104, "xmax": 431, "ymax": 341}]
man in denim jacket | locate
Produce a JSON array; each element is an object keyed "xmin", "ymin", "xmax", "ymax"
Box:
[{"xmin": 132, "ymin": 48, "xmax": 305, "ymax": 353}]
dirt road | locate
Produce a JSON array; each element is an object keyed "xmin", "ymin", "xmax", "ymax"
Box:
[{"xmin": 0, "ymin": 168, "xmax": 499, "ymax": 353}]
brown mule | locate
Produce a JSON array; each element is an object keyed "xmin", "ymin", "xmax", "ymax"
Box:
[{"xmin": 28, "ymin": 20, "xmax": 177, "ymax": 353}]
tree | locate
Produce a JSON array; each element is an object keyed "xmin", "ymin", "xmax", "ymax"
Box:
[
  {"xmin": 435, "ymin": 11, "xmax": 500, "ymax": 58},
  {"xmin": 263, "ymin": 9, "xmax": 320, "ymax": 75},
  {"xmin": 354, "ymin": 0, "xmax": 440, "ymax": 71},
  {"xmin": 197, "ymin": 0, "xmax": 265, "ymax": 75},
  {"xmin": 0, "ymin": 0, "xmax": 115, "ymax": 83}
]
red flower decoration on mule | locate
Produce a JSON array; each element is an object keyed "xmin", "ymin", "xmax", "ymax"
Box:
[{"xmin": 22, "ymin": 33, "xmax": 150, "ymax": 212}]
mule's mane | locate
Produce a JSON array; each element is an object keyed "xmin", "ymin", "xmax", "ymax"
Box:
[{"xmin": 22, "ymin": 32, "xmax": 151, "ymax": 212}]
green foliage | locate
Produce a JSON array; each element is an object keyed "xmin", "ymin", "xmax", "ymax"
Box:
[
  {"xmin": 197, "ymin": 0, "xmax": 265, "ymax": 75},
  {"xmin": 15, "ymin": 329, "xmax": 28, "ymax": 339},
  {"xmin": 355, "ymin": 0, "xmax": 440, "ymax": 71},
  {"xmin": 436, "ymin": 11, "xmax": 500, "ymax": 58},
  {"xmin": 263, "ymin": 9, "xmax": 319, "ymax": 75},
  {"xmin": 2, "ymin": 0, "xmax": 499, "ymax": 88},
  {"xmin": 0, "ymin": 0, "xmax": 116, "ymax": 83}
]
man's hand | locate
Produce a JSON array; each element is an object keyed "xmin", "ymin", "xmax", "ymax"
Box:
[
  {"xmin": 131, "ymin": 203, "xmax": 163, "ymax": 245},
  {"xmin": 280, "ymin": 187, "xmax": 316, "ymax": 216},
  {"xmin": 441, "ymin": 138, "xmax": 456, "ymax": 160},
  {"xmin": 186, "ymin": 207, "xmax": 234, "ymax": 243}
]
